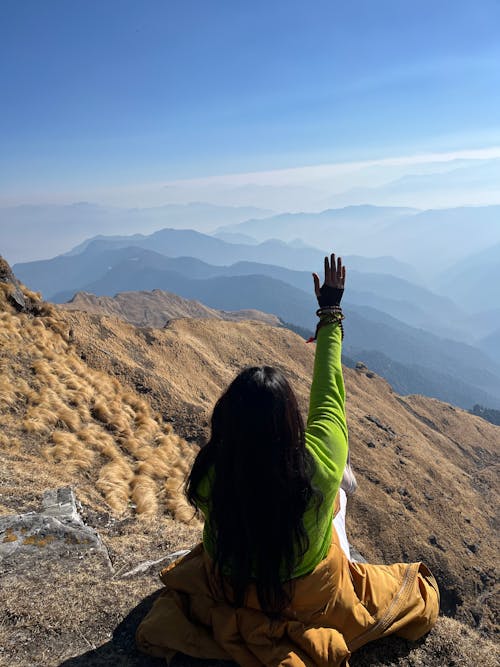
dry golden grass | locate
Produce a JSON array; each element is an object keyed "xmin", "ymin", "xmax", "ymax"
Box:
[
  {"xmin": 0, "ymin": 283, "xmax": 197, "ymax": 523},
  {"xmin": 1, "ymin": 273, "xmax": 499, "ymax": 665},
  {"xmin": 56, "ymin": 306, "xmax": 500, "ymax": 637},
  {"xmin": 351, "ymin": 616, "xmax": 500, "ymax": 666}
]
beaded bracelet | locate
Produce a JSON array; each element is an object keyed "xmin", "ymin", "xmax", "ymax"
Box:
[
  {"xmin": 316, "ymin": 305, "xmax": 342, "ymax": 313},
  {"xmin": 306, "ymin": 308, "xmax": 345, "ymax": 343},
  {"xmin": 316, "ymin": 306, "xmax": 343, "ymax": 317},
  {"xmin": 318, "ymin": 315, "xmax": 344, "ymax": 339}
]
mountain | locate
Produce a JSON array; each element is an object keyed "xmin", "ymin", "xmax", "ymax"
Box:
[
  {"xmin": 470, "ymin": 404, "xmax": 500, "ymax": 426},
  {"xmin": 14, "ymin": 240, "xmax": 500, "ymax": 408},
  {"xmin": 14, "ymin": 237, "xmax": 461, "ymax": 338},
  {"xmin": 215, "ymin": 204, "xmax": 416, "ymax": 249},
  {"xmin": 0, "ymin": 201, "xmax": 273, "ymax": 264},
  {"xmin": 14, "ymin": 240, "xmax": 424, "ymax": 303},
  {"xmin": 62, "ymin": 308, "xmax": 499, "ymax": 624},
  {"xmin": 214, "ymin": 253, "xmax": 422, "ymax": 285},
  {"xmin": 343, "ymin": 349, "xmax": 499, "ymax": 411},
  {"xmin": 1, "ymin": 260, "xmax": 499, "ymax": 664},
  {"xmin": 215, "ymin": 204, "xmax": 416, "ymax": 239},
  {"xmin": 478, "ymin": 328, "xmax": 500, "ymax": 365},
  {"xmin": 13, "ymin": 228, "xmax": 328, "ymax": 279},
  {"xmin": 74, "ymin": 228, "xmax": 327, "ymax": 270},
  {"xmin": 212, "ymin": 231, "xmax": 258, "ymax": 245},
  {"xmin": 374, "ymin": 206, "xmax": 500, "ymax": 273},
  {"xmin": 217, "ymin": 205, "xmax": 500, "ymax": 276},
  {"xmin": 13, "ymin": 246, "xmax": 175, "ymax": 300},
  {"xmin": 344, "ymin": 306, "xmax": 500, "ymax": 405},
  {"xmin": 62, "ymin": 290, "xmax": 281, "ymax": 328},
  {"xmin": 436, "ymin": 242, "xmax": 500, "ymax": 313},
  {"xmin": 54, "ymin": 257, "xmax": 500, "ymax": 408},
  {"xmin": 463, "ymin": 307, "xmax": 500, "ymax": 339},
  {"xmin": 336, "ymin": 254, "xmax": 420, "ymax": 282},
  {"xmin": 57, "ymin": 268, "xmax": 317, "ymax": 334},
  {"xmin": 324, "ymin": 158, "xmax": 500, "ymax": 209},
  {"xmin": 344, "ymin": 271, "xmax": 465, "ymax": 339}
]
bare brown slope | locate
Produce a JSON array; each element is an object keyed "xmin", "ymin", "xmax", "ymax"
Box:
[
  {"xmin": 60, "ymin": 310, "xmax": 313, "ymax": 441},
  {"xmin": 60, "ymin": 309, "xmax": 500, "ymax": 633},
  {"xmin": 61, "ymin": 289, "xmax": 281, "ymax": 328}
]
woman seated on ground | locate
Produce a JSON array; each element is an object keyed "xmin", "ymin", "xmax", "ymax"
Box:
[{"xmin": 137, "ymin": 253, "xmax": 440, "ymax": 667}]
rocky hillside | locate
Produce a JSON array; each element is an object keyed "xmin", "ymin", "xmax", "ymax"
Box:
[{"xmin": 0, "ymin": 257, "xmax": 499, "ymax": 665}]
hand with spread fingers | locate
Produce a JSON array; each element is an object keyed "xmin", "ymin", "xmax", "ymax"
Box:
[{"xmin": 312, "ymin": 253, "xmax": 346, "ymax": 308}]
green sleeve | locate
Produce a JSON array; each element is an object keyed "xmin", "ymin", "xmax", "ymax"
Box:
[{"xmin": 305, "ymin": 322, "xmax": 348, "ymax": 503}]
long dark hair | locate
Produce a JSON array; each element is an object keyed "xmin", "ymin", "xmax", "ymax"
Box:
[{"xmin": 186, "ymin": 366, "xmax": 322, "ymax": 616}]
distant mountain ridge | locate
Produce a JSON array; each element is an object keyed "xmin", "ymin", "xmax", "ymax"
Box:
[
  {"xmin": 324, "ymin": 159, "xmax": 500, "ymax": 208},
  {"xmin": 13, "ymin": 235, "xmax": 500, "ymax": 410},
  {"xmin": 215, "ymin": 204, "xmax": 415, "ymax": 257},
  {"xmin": 436, "ymin": 241, "xmax": 500, "ymax": 313},
  {"xmin": 60, "ymin": 276, "xmax": 500, "ymax": 409},
  {"xmin": 58, "ymin": 228, "xmax": 326, "ymax": 272},
  {"xmin": 62, "ymin": 290, "xmax": 280, "ymax": 328},
  {"xmin": 0, "ymin": 201, "xmax": 274, "ymax": 264},
  {"xmin": 216, "ymin": 204, "xmax": 500, "ymax": 276},
  {"xmin": 31, "ymin": 246, "xmax": 466, "ymax": 344},
  {"xmin": 479, "ymin": 327, "xmax": 500, "ymax": 363},
  {"xmin": 343, "ymin": 348, "xmax": 500, "ymax": 411}
]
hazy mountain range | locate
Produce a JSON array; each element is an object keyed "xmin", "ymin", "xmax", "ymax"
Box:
[
  {"xmin": 12, "ymin": 222, "xmax": 500, "ymax": 411},
  {"xmin": 216, "ymin": 204, "xmax": 500, "ymax": 278},
  {"xmin": 14, "ymin": 233, "xmax": 420, "ymax": 296},
  {"xmin": 0, "ymin": 201, "xmax": 273, "ymax": 264},
  {"xmin": 324, "ymin": 158, "xmax": 500, "ymax": 209},
  {"xmin": 4, "ymin": 201, "xmax": 500, "ymax": 275}
]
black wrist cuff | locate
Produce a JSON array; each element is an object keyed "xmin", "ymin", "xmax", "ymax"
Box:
[{"xmin": 317, "ymin": 285, "xmax": 344, "ymax": 308}]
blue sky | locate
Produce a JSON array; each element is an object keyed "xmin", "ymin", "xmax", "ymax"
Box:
[{"xmin": 1, "ymin": 0, "xmax": 500, "ymax": 202}]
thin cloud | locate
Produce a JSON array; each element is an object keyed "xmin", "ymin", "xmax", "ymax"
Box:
[{"xmin": 164, "ymin": 146, "xmax": 500, "ymax": 188}]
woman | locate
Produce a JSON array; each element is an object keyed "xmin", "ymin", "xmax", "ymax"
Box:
[{"xmin": 137, "ymin": 253, "xmax": 439, "ymax": 666}]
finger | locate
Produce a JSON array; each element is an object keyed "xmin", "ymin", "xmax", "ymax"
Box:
[
  {"xmin": 330, "ymin": 253, "xmax": 336, "ymax": 284},
  {"xmin": 324, "ymin": 256, "xmax": 330, "ymax": 284},
  {"xmin": 336, "ymin": 256, "xmax": 342, "ymax": 276},
  {"xmin": 342, "ymin": 265, "xmax": 346, "ymax": 285},
  {"xmin": 312, "ymin": 273, "xmax": 321, "ymax": 297}
]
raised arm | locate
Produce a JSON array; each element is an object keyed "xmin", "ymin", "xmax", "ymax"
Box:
[{"xmin": 305, "ymin": 254, "xmax": 348, "ymax": 494}]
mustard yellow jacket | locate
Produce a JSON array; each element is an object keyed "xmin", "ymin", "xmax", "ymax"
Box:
[{"xmin": 136, "ymin": 526, "xmax": 439, "ymax": 666}]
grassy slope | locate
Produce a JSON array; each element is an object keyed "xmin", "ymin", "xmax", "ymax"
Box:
[
  {"xmin": 0, "ymin": 282, "xmax": 195, "ymax": 522},
  {"xmin": 0, "ymin": 283, "xmax": 499, "ymax": 665},
  {"xmin": 60, "ymin": 310, "xmax": 499, "ymax": 627}
]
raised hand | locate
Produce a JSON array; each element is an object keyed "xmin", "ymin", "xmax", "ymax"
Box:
[{"xmin": 312, "ymin": 253, "xmax": 346, "ymax": 304}]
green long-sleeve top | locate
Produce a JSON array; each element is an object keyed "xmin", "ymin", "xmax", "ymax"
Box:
[
  {"xmin": 297, "ymin": 321, "xmax": 348, "ymax": 576},
  {"xmin": 200, "ymin": 322, "xmax": 348, "ymax": 578}
]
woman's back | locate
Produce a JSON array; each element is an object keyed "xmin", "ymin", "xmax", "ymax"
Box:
[
  {"xmin": 137, "ymin": 253, "xmax": 440, "ymax": 665},
  {"xmin": 187, "ymin": 255, "xmax": 349, "ymax": 612}
]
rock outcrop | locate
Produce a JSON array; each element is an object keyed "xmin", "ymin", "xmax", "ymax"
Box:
[
  {"xmin": 0, "ymin": 487, "xmax": 112, "ymax": 572},
  {"xmin": 0, "ymin": 255, "xmax": 27, "ymax": 311}
]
